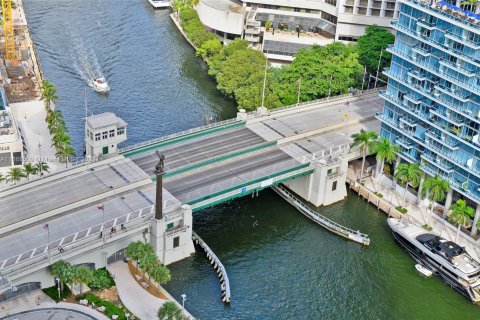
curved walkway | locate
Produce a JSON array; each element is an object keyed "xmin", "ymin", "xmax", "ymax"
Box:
[{"xmin": 108, "ymin": 262, "xmax": 194, "ymax": 320}]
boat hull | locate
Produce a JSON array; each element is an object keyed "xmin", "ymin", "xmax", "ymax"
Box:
[
  {"xmin": 390, "ymin": 229, "xmax": 478, "ymax": 303},
  {"xmin": 147, "ymin": 0, "xmax": 169, "ymax": 8}
]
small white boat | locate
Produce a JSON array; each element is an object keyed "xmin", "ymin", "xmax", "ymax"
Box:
[
  {"xmin": 415, "ymin": 264, "xmax": 433, "ymax": 277},
  {"xmin": 93, "ymin": 77, "xmax": 110, "ymax": 93},
  {"xmin": 147, "ymin": 0, "xmax": 169, "ymax": 9}
]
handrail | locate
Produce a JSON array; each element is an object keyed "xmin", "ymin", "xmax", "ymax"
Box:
[
  {"xmin": 273, "ymin": 184, "xmax": 370, "ymax": 245},
  {"xmin": 192, "ymin": 231, "xmax": 231, "ymax": 303}
]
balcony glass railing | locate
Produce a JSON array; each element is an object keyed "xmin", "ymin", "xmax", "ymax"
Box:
[
  {"xmin": 421, "ymin": 153, "xmax": 454, "ymax": 172},
  {"xmin": 425, "ymin": 131, "xmax": 459, "ymax": 150},
  {"xmin": 429, "ymin": 108, "xmax": 465, "ymax": 127},
  {"xmin": 434, "ymin": 83, "xmax": 470, "ymax": 102},
  {"xmin": 445, "ymin": 31, "xmax": 480, "ymax": 50},
  {"xmin": 416, "ymin": 18, "xmax": 436, "ymax": 29},
  {"xmin": 439, "ymin": 58, "xmax": 477, "ymax": 77},
  {"xmin": 412, "ymin": 45, "xmax": 432, "ymax": 56}
]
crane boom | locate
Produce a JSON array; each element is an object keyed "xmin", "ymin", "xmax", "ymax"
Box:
[{"xmin": 2, "ymin": 0, "xmax": 17, "ymax": 63}]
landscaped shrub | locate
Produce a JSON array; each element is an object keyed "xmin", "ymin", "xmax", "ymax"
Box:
[
  {"xmin": 43, "ymin": 284, "xmax": 72, "ymax": 302},
  {"xmin": 88, "ymin": 268, "xmax": 115, "ymax": 290},
  {"xmin": 396, "ymin": 206, "xmax": 408, "ymax": 214},
  {"xmin": 422, "ymin": 224, "xmax": 433, "ymax": 231},
  {"xmin": 76, "ymin": 293, "xmax": 129, "ymax": 320},
  {"xmin": 374, "ymin": 192, "xmax": 383, "ymax": 198}
]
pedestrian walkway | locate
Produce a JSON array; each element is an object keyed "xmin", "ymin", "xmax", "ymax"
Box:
[
  {"xmin": 0, "ymin": 290, "xmax": 109, "ymax": 320},
  {"xmin": 348, "ymin": 164, "xmax": 480, "ymax": 261},
  {"xmin": 108, "ymin": 262, "xmax": 194, "ymax": 320}
]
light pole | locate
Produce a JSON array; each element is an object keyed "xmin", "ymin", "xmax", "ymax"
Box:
[
  {"xmin": 327, "ymin": 73, "xmax": 333, "ymax": 98},
  {"xmin": 296, "ymin": 77, "xmax": 302, "ymax": 106},
  {"xmin": 361, "ymin": 65, "xmax": 367, "ymax": 91},
  {"xmin": 181, "ymin": 293, "xmax": 187, "ymax": 308},
  {"xmin": 343, "ymin": 101, "xmax": 350, "ymax": 145},
  {"xmin": 55, "ymin": 277, "xmax": 60, "ymax": 299},
  {"xmin": 38, "ymin": 142, "xmax": 43, "ymax": 177},
  {"xmin": 260, "ymin": 58, "xmax": 268, "ymax": 110},
  {"xmin": 374, "ymin": 49, "xmax": 384, "ymax": 89},
  {"xmin": 44, "ymin": 223, "xmax": 51, "ymax": 264}
]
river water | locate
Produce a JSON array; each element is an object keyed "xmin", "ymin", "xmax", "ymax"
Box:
[{"xmin": 23, "ymin": 1, "xmax": 480, "ymax": 319}]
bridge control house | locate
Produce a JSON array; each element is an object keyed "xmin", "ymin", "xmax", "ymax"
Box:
[{"xmin": 85, "ymin": 112, "xmax": 127, "ymax": 159}]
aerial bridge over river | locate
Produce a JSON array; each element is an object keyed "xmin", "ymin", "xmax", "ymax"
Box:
[{"xmin": 0, "ymin": 89, "xmax": 381, "ymax": 301}]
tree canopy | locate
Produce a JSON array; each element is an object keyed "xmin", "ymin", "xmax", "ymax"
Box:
[{"xmin": 357, "ymin": 25, "xmax": 394, "ymax": 76}]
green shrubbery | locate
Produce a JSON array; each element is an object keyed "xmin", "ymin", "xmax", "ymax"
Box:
[
  {"xmin": 42, "ymin": 284, "xmax": 72, "ymax": 302},
  {"xmin": 374, "ymin": 192, "xmax": 383, "ymax": 198},
  {"xmin": 396, "ymin": 206, "xmax": 408, "ymax": 214},
  {"xmin": 76, "ymin": 293, "xmax": 130, "ymax": 320},
  {"xmin": 89, "ymin": 268, "xmax": 115, "ymax": 290}
]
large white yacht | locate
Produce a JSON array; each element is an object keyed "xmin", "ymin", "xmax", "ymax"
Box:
[
  {"xmin": 388, "ymin": 218, "xmax": 480, "ymax": 303},
  {"xmin": 147, "ymin": 0, "xmax": 169, "ymax": 9}
]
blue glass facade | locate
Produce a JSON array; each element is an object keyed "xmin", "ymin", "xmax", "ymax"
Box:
[{"xmin": 377, "ymin": 0, "xmax": 480, "ymax": 203}]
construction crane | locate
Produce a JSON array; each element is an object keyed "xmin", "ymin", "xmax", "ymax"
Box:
[{"xmin": 2, "ymin": 0, "xmax": 17, "ymax": 64}]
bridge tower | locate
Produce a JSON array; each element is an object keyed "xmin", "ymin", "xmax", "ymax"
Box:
[{"xmin": 150, "ymin": 154, "xmax": 195, "ymax": 265}]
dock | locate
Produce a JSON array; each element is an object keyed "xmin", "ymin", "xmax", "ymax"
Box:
[
  {"xmin": 192, "ymin": 232, "xmax": 231, "ymax": 303},
  {"xmin": 273, "ymin": 184, "xmax": 371, "ymax": 246}
]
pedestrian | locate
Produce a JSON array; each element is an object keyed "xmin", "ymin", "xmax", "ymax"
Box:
[
  {"xmin": 99, "ymin": 231, "xmax": 103, "ymax": 239},
  {"xmin": 121, "ymin": 224, "xmax": 126, "ymax": 231},
  {"xmin": 113, "ymin": 226, "xmax": 117, "ymax": 233},
  {"xmin": 58, "ymin": 245, "xmax": 64, "ymax": 253}
]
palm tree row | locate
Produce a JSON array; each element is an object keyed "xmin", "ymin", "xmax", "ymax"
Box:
[
  {"xmin": 0, "ymin": 162, "xmax": 50, "ymax": 185},
  {"xmin": 50, "ymin": 260, "xmax": 94, "ymax": 296},
  {"xmin": 41, "ymin": 80, "xmax": 77, "ymax": 167},
  {"xmin": 126, "ymin": 241, "xmax": 171, "ymax": 293}
]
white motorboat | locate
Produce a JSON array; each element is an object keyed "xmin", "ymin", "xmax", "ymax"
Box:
[
  {"xmin": 147, "ymin": 0, "xmax": 169, "ymax": 9},
  {"xmin": 415, "ymin": 264, "xmax": 433, "ymax": 277},
  {"xmin": 93, "ymin": 77, "xmax": 110, "ymax": 93}
]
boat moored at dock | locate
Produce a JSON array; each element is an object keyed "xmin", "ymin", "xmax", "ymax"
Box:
[{"xmin": 388, "ymin": 218, "xmax": 480, "ymax": 303}]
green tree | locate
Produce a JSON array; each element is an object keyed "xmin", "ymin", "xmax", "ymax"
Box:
[
  {"xmin": 6, "ymin": 167, "xmax": 25, "ymax": 185},
  {"xmin": 207, "ymin": 39, "xmax": 248, "ymax": 77},
  {"xmin": 40, "ymin": 80, "xmax": 58, "ymax": 111},
  {"xmin": 46, "ymin": 109, "xmax": 66, "ymax": 132},
  {"xmin": 140, "ymin": 253, "xmax": 158, "ymax": 286},
  {"xmin": 36, "ymin": 161, "xmax": 50, "ymax": 176},
  {"xmin": 158, "ymin": 301, "xmax": 184, "ymax": 320},
  {"xmin": 50, "ymin": 260, "xmax": 74, "ymax": 292},
  {"xmin": 71, "ymin": 266, "xmax": 94, "ymax": 296},
  {"xmin": 394, "ymin": 163, "xmax": 424, "ymax": 207},
  {"xmin": 52, "ymin": 132, "xmax": 71, "ymax": 149},
  {"xmin": 150, "ymin": 262, "xmax": 171, "ymax": 294},
  {"xmin": 371, "ymin": 137, "xmax": 400, "ymax": 184},
  {"xmin": 126, "ymin": 241, "xmax": 149, "ymax": 273},
  {"xmin": 265, "ymin": 21, "xmax": 272, "ymax": 31},
  {"xmin": 196, "ymin": 38, "xmax": 222, "ymax": 60},
  {"xmin": 23, "ymin": 163, "xmax": 38, "ymax": 180},
  {"xmin": 357, "ymin": 25, "xmax": 394, "ymax": 77},
  {"xmin": 422, "ymin": 175, "xmax": 450, "ymax": 227},
  {"xmin": 55, "ymin": 144, "xmax": 76, "ymax": 168},
  {"xmin": 351, "ymin": 129, "xmax": 378, "ymax": 181},
  {"xmin": 272, "ymin": 43, "xmax": 363, "ymax": 105},
  {"xmin": 449, "ymin": 199, "xmax": 474, "ymax": 242}
]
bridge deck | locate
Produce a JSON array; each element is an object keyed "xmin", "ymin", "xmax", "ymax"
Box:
[{"xmin": 0, "ymin": 158, "xmax": 151, "ymax": 229}]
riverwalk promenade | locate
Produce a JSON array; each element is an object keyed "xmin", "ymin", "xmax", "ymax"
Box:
[{"xmin": 347, "ymin": 164, "xmax": 480, "ymax": 262}]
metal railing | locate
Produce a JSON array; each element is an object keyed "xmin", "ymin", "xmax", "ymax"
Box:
[
  {"xmin": 274, "ymin": 184, "xmax": 370, "ymax": 245},
  {"xmin": 118, "ymin": 118, "xmax": 241, "ymax": 154}
]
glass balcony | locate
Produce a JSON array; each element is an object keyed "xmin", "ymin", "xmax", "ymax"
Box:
[
  {"xmin": 399, "ymin": 116, "xmax": 417, "ymax": 127},
  {"xmin": 416, "ymin": 18, "xmax": 436, "ymax": 30},
  {"xmin": 400, "ymin": 151, "xmax": 418, "ymax": 163},
  {"xmin": 404, "ymin": 94, "xmax": 422, "ymax": 104},
  {"xmin": 396, "ymin": 137, "xmax": 413, "ymax": 149},
  {"xmin": 444, "ymin": 31, "xmax": 480, "ymax": 50},
  {"xmin": 429, "ymin": 108, "xmax": 464, "ymax": 127},
  {"xmin": 439, "ymin": 58, "xmax": 477, "ymax": 77},
  {"xmin": 411, "ymin": 45, "xmax": 432, "ymax": 57},
  {"xmin": 425, "ymin": 131, "xmax": 459, "ymax": 150},
  {"xmin": 434, "ymin": 83, "xmax": 470, "ymax": 102},
  {"xmin": 421, "ymin": 153, "xmax": 454, "ymax": 173},
  {"xmin": 408, "ymin": 70, "xmax": 428, "ymax": 81}
]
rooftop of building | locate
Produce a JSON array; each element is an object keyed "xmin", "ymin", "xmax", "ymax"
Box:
[
  {"xmin": 86, "ymin": 112, "xmax": 127, "ymax": 130},
  {"xmin": 411, "ymin": 0, "xmax": 480, "ymax": 29},
  {"xmin": 0, "ymin": 107, "xmax": 20, "ymax": 145},
  {"xmin": 201, "ymin": 0, "xmax": 243, "ymax": 13}
]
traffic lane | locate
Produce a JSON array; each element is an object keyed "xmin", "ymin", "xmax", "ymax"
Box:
[
  {"xmin": 165, "ymin": 148, "xmax": 299, "ymax": 203},
  {"xmin": 261, "ymin": 96, "xmax": 382, "ymax": 137},
  {"xmin": 0, "ymin": 187, "xmax": 156, "ymax": 262},
  {"xmin": 130, "ymin": 126, "xmax": 265, "ymax": 173}
]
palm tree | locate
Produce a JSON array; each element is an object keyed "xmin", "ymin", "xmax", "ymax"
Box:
[
  {"xmin": 422, "ymin": 175, "xmax": 450, "ymax": 226},
  {"xmin": 52, "ymin": 132, "xmax": 71, "ymax": 149},
  {"xmin": 394, "ymin": 163, "xmax": 424, "ymax": 207},
  {"xmin": 50, "ymin": 260, "xmax": 73, "ymax": 293},
  {"xmin": 6, "ymin": 167, "xmax": 25, "ymax": 185},
  {"xmin": 40, "ymin": 80, "xmax": 58, "ymax": 111},
  {"xmin": 46, "ymin": 110, "xmax": 65, "ymax": 132},
  {"xmin": 351, "ymin": 129, "xmax": 378, "ymax": 181},
  {"xmin": 371, "ymin": 137, "xmax": 400, "ymax": 184},
  {"xmin": 449, "ymin": 199, "xmax": 474, "ymax": 242},
  {"xmin": 71, "ymin": 266, "xmax": 93, "ymax": 296},
  {"xmin": 55, "ymin": 144, "xmax": 77, "ymax": 168},
  {"xmin": 36, "ymin": 161, "xmax": 50, "ymax": 176},
  {"xmin": 0, "ymin": 173, "xmax": 5, "ymax": 183},
  {"xmin": 158, "ymin": 301, "xmax": 183, "ymax": 320},
  {"xmin": 150, "ymin": 262, "xmax": 171, "ymax": 294},
  {"xmin": 126, "ymin": 241, "xmax": 149, "ymax": 273},
  {"xmin": 140, "ymin": 253, "xmax": 158, "ymax": 286},
  {"xmin": 23, "ymin": 163, "xmax": 38, "ymax": 180}
]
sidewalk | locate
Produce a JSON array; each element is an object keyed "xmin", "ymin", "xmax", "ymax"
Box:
[
  {"xmin": 0, "ymin": 290, "xmax": 109, "ymax": 319},
  {"xmin": 348, "ymin": 164, "xmax": 480, "ymax": 261},
  {"xmin": 108, "ymin": 262, "xmax": 194, "ymax": 320}
]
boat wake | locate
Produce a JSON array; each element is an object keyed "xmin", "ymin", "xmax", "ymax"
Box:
[{"xmin": 70, "ymin": 37, "xmax": 105, "ymax": 88}]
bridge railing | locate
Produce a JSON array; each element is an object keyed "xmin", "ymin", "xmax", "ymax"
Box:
[
  {"xmin": 0, "ymin": 203, "xmax": 176, "ymax": 277},
  {"xmin": 118, "ymin": 118, "xmax": 240, "ymax": 154}
]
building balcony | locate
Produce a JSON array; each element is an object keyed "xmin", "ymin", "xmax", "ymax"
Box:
[
  {"xmin": 391, "ymin": 21, "xmax": 480, "ymax": 69},
  {"xmin": 404, "ymin": 94, "xmax": 422, "ymax": 104},
  {"xmin": 399, "ymin": 116, "xmax": 418, "ymax": 127},
  {"xmin": 245, "ymin": 27, "xmax": 260, "ymax": 35},
  {"xmin": 429, "ymin": 108, "xmax": 465, "ymax": 127},
  {"xmin": 425, "ymin": 131, "xmax": 459, "ymax": 151},
  {"xmin": 421, "ymin": 153, "xmax": 454, "ymax": 173},
  {"xmin": 416, "ymin": 18, "xmax": 436, "ymax": 30},
  {"xmin": 411, "ymin": 45, "xmax": 432, "ymax": 57},
  {"xmin": 245, "ymin": 35, "xmax": 260, "ymax": 42},
  {"xmin": 444, "ymin": 31, "xmax": 480, "ymax": 50},
  {"xmin": 434, "ymin": 84, "xmax": 470, "ymax": 103},
  {"xmin": 400, "ymin": 151, "xmax": 418, "ymax": 163},
  {"xmin": 396, "ymin": 137, "xmax": 413, "ymax": 149},
  {"xmin": 439, "ymin": 58, "xmax": 477, "ymax": 78},
  {"xmin": 408, "ymin": 70, "xmax": 428, "ymax": 81}
]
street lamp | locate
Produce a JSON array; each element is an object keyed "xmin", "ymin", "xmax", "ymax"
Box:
[
  {"xmin": 54, "ymin": 277, "xmax": 60, "ymax": 299},
  {"xmin": 181, "ymin": 293, "xmax": 187, "ymax": 308},
  {"xmin": 296, "ymin": 77, "xmax": 302, "ymax": 106},
  {"xmin": 374, "ymin": 49, "xmax": 384, "ymax": 89}
]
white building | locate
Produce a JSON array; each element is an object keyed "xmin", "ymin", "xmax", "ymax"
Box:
[
  {"xmin": 85, "ymin": 112, "xmax": 127, "ymax": 159},
  {"xmin": 0, "ymin": 90, "xmax": 24, "ymax": 175},
  {"xmin": 197, "ymin": 0, "xmax": 399, "ymax": 63}
]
